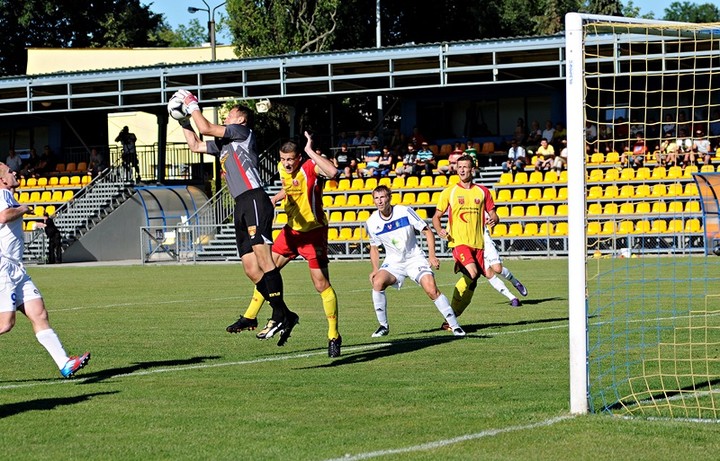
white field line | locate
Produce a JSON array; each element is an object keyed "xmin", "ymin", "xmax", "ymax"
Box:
[{"xmin": 323, "ymin": 415, "xmax": 574, "ymax": 461}]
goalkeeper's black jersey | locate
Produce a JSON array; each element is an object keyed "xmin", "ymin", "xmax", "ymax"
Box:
[{"xmin": 206, "ymin": 124, "xmax": 263, "ymax": 198}]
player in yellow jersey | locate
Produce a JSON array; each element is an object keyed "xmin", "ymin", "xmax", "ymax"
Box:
[
  {"xmin": 226, "ymin": 131, "xmax": 343, "ymax": 357},
  {"xmin": 432, "ymin": 155, "xmax": 501, "ymax": 320}
]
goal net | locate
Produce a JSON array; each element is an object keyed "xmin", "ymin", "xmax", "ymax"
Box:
[{"xmin": 565, "ymin": 13, "xmax": 720, "ymax": 418}]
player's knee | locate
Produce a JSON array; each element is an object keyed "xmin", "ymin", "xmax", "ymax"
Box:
[{"xmin": 0, "ymin": 316, "xmax": 15, "ymax": 334}]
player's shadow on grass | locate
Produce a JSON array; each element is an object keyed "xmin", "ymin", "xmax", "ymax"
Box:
[
  {"xmin": 0, "ymin": 391, "xmax": 118, "ymax": 418},
  {"xmin": 607, "ymin": 377, "xmax": 720, "ymax": 412},
  {"xmin": 417, "ymin": 314, "xmax": 570, "ymax": 335},
  {"xmin": 302, "ymin": 336, "xmax": 470, "ymax": 368},
  {"xmin": 79, "ymin": 356, "xmax": 221, "ymax": 384}
]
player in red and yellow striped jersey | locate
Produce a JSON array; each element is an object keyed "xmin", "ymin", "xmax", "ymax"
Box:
[
  {"xmin": 227, "ymin": 131, "xmax": 343, "ymax": 357},
  {"xmin": 432, "ymin": 155, "xmax": 500, "ymax": 318}
]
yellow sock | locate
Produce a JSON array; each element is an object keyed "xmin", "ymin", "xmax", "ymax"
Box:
[
  {"xmin": 451, "ymin": 275, "xmax": 475, "ymax": 317},
  {"xmin": 242, "ymin": 288, "xmax": 265, "ymax": 320},
  {"xmin": 321, "ymin": 286, "xmax": 340, "ymax": 340}
]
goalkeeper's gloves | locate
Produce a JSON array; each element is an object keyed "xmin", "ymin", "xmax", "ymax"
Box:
[{"xmin": 175, "ymin": 89, "xmax": 200, "ymax": 115}]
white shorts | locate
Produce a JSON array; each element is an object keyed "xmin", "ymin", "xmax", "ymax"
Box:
[
  {"xmin": 484, "ymin": 231, "xmax": 502, "ymax": 267},
  {"xmin": 379, "ymin": 254, "xmax": 434, "ymax": 289},
  {"xmin": 0, "ymin": 261, "xmax": 42, "ymax": 313}
]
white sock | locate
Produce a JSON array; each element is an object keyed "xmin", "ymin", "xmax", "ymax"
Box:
[
  {"xmin": 500, "ymin": 266, "xmax": 517, "ymax": 284},
  {"xmin": 372, "ymin": 290, "xmax": 388, "ymax": 327},
  {"xmin": 35, "ymin": 328, "xmax": 69, "ymax": 369},
  {"xmin": 487, "ymin": 275, "xmax": 515, "ymax": 301},
  {"xmin": 434, "ymin": 294, "xmax": 460, "ymax": 329}
]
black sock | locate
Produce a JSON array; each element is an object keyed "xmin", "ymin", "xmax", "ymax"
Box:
[{"xmin": 262, "ymin": 268, "xmax": 289, "ymax": 322}]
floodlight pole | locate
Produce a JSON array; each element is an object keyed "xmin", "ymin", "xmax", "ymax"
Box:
[{"xmin": 188, "ymin": 0, "xmax": 227, "ymax": 62}]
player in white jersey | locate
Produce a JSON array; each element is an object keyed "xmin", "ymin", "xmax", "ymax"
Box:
[
  {"xmin": 0, "ymin": 163, "xmax": 89, "ymax": 378},
  {"xmin": 365, "ymin": 185, "xmax": 465, "ymax": 337}
]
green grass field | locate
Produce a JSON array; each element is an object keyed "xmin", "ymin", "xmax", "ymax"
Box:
[{"xmin": 1, "ymin": 259, "xmax": 720, "ymax": 461}]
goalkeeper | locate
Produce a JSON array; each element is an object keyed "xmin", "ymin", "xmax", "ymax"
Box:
[
  {"xmin": 227, "ymin": 131, "xmax": 343, "ymax": 358},
  {"xmin": 172, "ymin": 90, "xmax": 299, "ymax": 346}
]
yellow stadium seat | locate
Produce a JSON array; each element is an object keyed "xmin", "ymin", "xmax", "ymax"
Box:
[
  {"xmin": 430, "ymin": 191, "xmax": 441, "ymax": 205},
  {"xmin": 589, "ymin": 152, "xmax": 605, "ymax": 165},
  {"xmin": 552, "ymin": 222, "xmax": 569, "ymax": 236},
  {"xmin": 634, "ymin": 184, "xmax": 650, "ymax": 198},
  {"xmin": 496, "ymin": 189, "xmax": 511, "ymax": 203},
  {"xmin": 603, "ymin": 168, "xmax": 620, "ymax": 182},
  {"xmin": 620, "ymin": 168, "xmax": 635, "ymax": 181},
  {"xmin": 322, "ymin": 196, "xmax": 334, "ymax": 207},
  {"xmin": 651, "ymin": 166, "xmax": 667, "ymax": 180},
  {"xmin": 510, "ymin": 189, "xmax": 527, "ymax": 202},
  {"xmin": 557, "ymin": 188, "xmax": 568, "ymax": 201},
  {"xmin": 543, "ymin": 170, "xmax": 559, "ymax": 184},
  {"xmin": 349, "ymin": 178, "xmax": 364, "ymax": 190},
  {"xmin": 588, "ymin": 203, "xmax": 603, "ymax": 215},
  {"xmin": 685, "ymin": 201, "xmax": 700, "ymax": 213},
  {"xmin": 605, "ymin": 151, "xmax": 620, "ymax": 163},
  {"xmin": 651, "ymin": 201, "xmax": 667, "ymax": 214},
  {"xmin": 333, "ymin": 195, "xmax": 347, "ymax": 207},
  {"xmin": 361, "ymin": 194, "xmax": 374, "ymax": 207},
  {"xmin": 667, "ymin": 201, "xmax": 684, "ymax": 214},
  {"xmin": 18, "ymin": 192, "xmax": 30, "ymax": 203},
  {"xmin": 29, "ymin": 191, "xmax": 41, "ymax": 203},
  {"xmin": 522, "ymin": 223, "xmax": 539, "ymax": 237},
  {"xmin": 633, "ymin": 220, "xmax": 651, "ymax": 233},
  {"xmin": 364, "ymin": 177, "xmax": 378, "ymax": 190},
  {"xmin": 405, "ymin": 176, "xmax": 420, "ymax": 188},
  {"xmin": 617, "ymin": 220, "xmax": 634, "ymax": 234},
  {"xmin": 541, "ymin": 204, "xmax": 555, "ymax": 217},
  {"xmin": 619, "ymin": 202, "xmax": 634, "ymax": 214},
  {"xmin": 527, "ymin": 188, "xmax": 542, "ymax": 201},
  {"xmin": 415, "ymin": 192, "xmax": 431, "ymax": 205},
  {"xmin": 497, "ymin": 172, "xmax": 513, "ymax": 186},
  {"xmin": 650, "ymin": 184, "xmax": 667, "ymax": 198},
  {"xmin": 495, "ymin": 206, "xmax": 510, "ymax": 218},
  {"xmin": 587, "ymin": 222, "xmax": 602, "ymax": 235},
  {"xmin": 683, "ymin": 165, "xmax": 699, "ymax": 178},
  {"xmin": 588, "ymin": 186, "xmax": 603, "ymax": 200},
  {"xmin": 33, "ymin": 205, "xmax": 44, "ymax": 217},
  {"xmin": 604, "ymin": 203, "xmax": 619, "ymax": 215},
  {"xmin": 559, "ymin": 171, "xmax": 568, "ymax": 183},
  {"xmin": 635, "ymin": 202, "xmax": 650, "ymax": 214},
  {"xmin": 346, "ymin": 194, "xmax": 360, "ymax": 207},
  {"xmin": 701, "ymin": 164, "xmax": 715, "ymax": 173},
  {"xmin": 401, "ymin": 192, "xmax": 416, "ymax": 205},
  {"xmin": 39, "ymin": 191, "xmax": 52, "ymax": 203},
  {"xmin": 600, "ymin": 221, "xmax": 616, "ymax": 235},
  {"xmin": 685, "ymin": 218, "xmax": 701, "ymax": 233},
  {"xmin": 683, "ymin": 182, "xmax": 698, "ymax": 197},
  {"xmin": 329, "ymin": 211, "xmax": 343, "ymax": 222},
  {"xmin": 542, "ymin": 187, "xmax": 557, "ymax": 201},
  {"xmin": 537, "ymin": 222, "xmax": 553, "ymax": 236},
  {"xmin": 513, "ymin": 172, "xmax": 528, "ymax": 185},
  {"xmin": 588, "ymin": 169, "xmax": 604, "ymax": 182},
  {"xmin": 344, "ymin": 210, "xmax": 357, "ymax": 222},
  {"xmin": 619, "ymin": 185, "xmax": 634, "ymax": 198},
  {"xmin": 419, "ymin": 176, "xmax": 434, "ymax": 188},
  {"xmin": 603, "ymin": 185, "xmax": 619, "ymax": 199},
  {"xmin": 525, "ymin": 205, "xmax": 540, "ymax": 217},
  {"xmin": 528, "ymin": 171, "xmax": 543, "ymax": 184},
  {"xmin": 492, "ymin": 223, "xmax": 507, "ymax": 237},
  {"xmin": 327, "ymin": 228, "xmax": 339, "ymax": 240},
  {"xmin": 26, "ymin": 178, "xmax": 38, "ymax": 188},
  {"xmin": 556, "ymin": 204, "xmax": 568, "ymax": 216},
  {"xmin": 651, "ymin": 219, "xmax": 667, "ymax": 233},
  {"xmin": 390, "ymin": 193, "xmax": 401, "ymax": 205},
  {"xmin": 391, "ymin": 176, "xmax": 406, "ymax": 189},
  {"xmin": 666, "ymin": 166, "xmax": 683, "ymax": 179},
  {"xmin": 275, "ymin": 212, "xmax": 288, "ymax": 224},
  {"xmin": 667, "ymin": 219, "xmax": 684, "ymax": 233},
  {"xmin": 357, "ymin": 210, "xmax": 371, "ymax": 222},
  {"xmin": 58, "ymin": 176, "xmax": 70, "ymax": 187},
  {"xmin": 635, "ymin": 167, "xmax": 651, "ymax": 181},
  {"xmin": 510, "ymin": 205, "xmax": 525, "ymax": 217},
  {"xmin": 378, "ymin": 177, "xmax": 391, "ymax": 188},
  {"xmin": 336, "ymin": 179, "xmax": 351, "ymax": 191},
  {"xmin": 415, "ymin": 208, "xmax": 428, "ymax": 219},
  {"xmin": 506, "ymin": 223, "xmax": 523, "ymax": 237},
  {"xmin": 37, "ymin": 177, "xmax": 48, "ymax": 187},
  {"xmin": 666, "ymin": 183, "xmax": 683, "ymax": 197},
  {"xmin": 338, "ymin": 228, "xmax": 354, "ymax": 240},
  {"xmin": 272, "ymin": 228, "xmax": 282, "ymax": 240}
]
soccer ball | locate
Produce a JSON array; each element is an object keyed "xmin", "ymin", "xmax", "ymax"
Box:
[
  {"xmin": 713, "ymin": 245, "xmax": 720, "ymax": 256},
  {"xmin": 167, "ymin": 95, "xmax": 186, "ymax": 120}
]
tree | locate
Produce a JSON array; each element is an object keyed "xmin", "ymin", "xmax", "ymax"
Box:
[
  {"xmin": 0, "ymin": 0, "xmax": 169, "ymax": 76},
  {"xmin": 159, "ymin": 19, "xmax": 211, "ymax": 48},
  {"xmin": 663, "ymin": 2, "xmax": 720, "ymax": 22}
]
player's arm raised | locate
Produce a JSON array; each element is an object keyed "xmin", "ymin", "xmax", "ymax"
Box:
[
  {"xmin": 304, "ymin": 131, "xmax": 338, "ymax": 178},
  {"xmin": 177, "ymin": 90, "xmax": 226, "ymax": 140}
]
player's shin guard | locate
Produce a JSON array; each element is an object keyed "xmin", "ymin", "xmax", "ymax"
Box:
[
  {"xmin": 320, "ymin": 286, "xmax": 340, "ymax": 340},
  {"xmin": 372, "ymin": 290, "xmax": 388, "ymax": 327},
  {"xmin": 243, "ymin": 287, "xmax": 265, "ymax": 320},
  {"xmin": 451, "ymin": 275, "xmax": 477, "ymax": 317},
  {"xmin": 262, "ymin": 268, "xmax": 289, "ymax": 322}
]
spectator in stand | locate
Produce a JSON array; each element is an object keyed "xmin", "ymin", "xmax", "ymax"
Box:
[
  {"xmin": 677, "ymin": 111, "xmax": 691, "ymax": 138},
  {"xmin": 376, "ymin": 146, "xmax": 394, "ymax": 177},
  {"xmin": 336, "ymin": 131, "xmax": 350, "ymax": 147},
  {"xmin": 533, "ymin": 138, "xmax": 555, "ymax": 172},
  {"xmin": 676, "ymin": 128, "xmax": 694, "ymax": 163},
  {"xmin": 361, "ymin": 141, "xmax": 382, "ymax": 177},
  {"xmin": 440, "ymin": 142, "xmax": 465, "ymax": 175},
  {"xmin": 692, "ymin": 130, "xmax": 712, "ymax": 166},
  {"xmin": 350, "ymin": 130, "xmax": 366, "ymax": 148},
  {"xmin": 333, "ymin": 143, "xmax": 358, "ymax": 179},
  {"xmin": 502, "ymin": 139, "xmax": 527, "ymax": 174},
  {"xmin": 408, "ymin": 126, "xmax": 427, "ymax": 149},
  {"xmin": 553, "ymin": 138, "xmax": 568, "ymax": 173},
  {"xmin": 662, "ymin": 113, "xmax": 676, "ymax": 137},
  {"xmin": 5, "ymin": 149, "xmax": 22, "ymax": 174},
  {"xmin": 464, "ymin": 139, "xmax": 478, "ymax": 165},
  {"xmin": 526, "ymin": 120, "xmax": 543, "ymax": 151},
  {"xmin": 645, "ymin": 116, "xmax": 661, "ymax": 149},
  {"xmin": 88, "ymin": 148, "xmax": 106, "ymax": 178},
  {"xmin": 513, "ymin": 117, "xmax": 527, "ymax": 145},
  {"xmin": 585, "ymin": 120, "xmax": 598, "ymax": 143},
  {"xmin": 413, "ymin": 142, "xmax": 436, "ymax": 176},
  {"xmin": 621, "ymin": 132, "xmax": 647, "ymax": 169},
  {"xmin": 629, "ymin": 118, "xmax": 644, "ymax": 137},
  {"xmin": 541, "ymin": 120, "xmax": 555, "ymax": 145},
  {"xmin": 20, "ymin": 148, "xmax": 39, "ymax": 178},
  {"xmin": 364, "ymin": 130, "xmax": 379, "ymax": 146},
  {"xmin": 659, "ymin": 131, "xmax": 679, "ymax": 167},
  {"xmin": 396, "ymin": 142, "xmax": 417, "ymax": 178}
]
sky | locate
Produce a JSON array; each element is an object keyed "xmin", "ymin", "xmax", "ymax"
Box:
[{"xmin": 145, "ymin": 0, "xmax": 696, "ymax": 44}]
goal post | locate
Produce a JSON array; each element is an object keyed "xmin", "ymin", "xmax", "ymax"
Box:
[{"xmin": 566, "ymin": 13, "xmax": 720, "ymax": 417}]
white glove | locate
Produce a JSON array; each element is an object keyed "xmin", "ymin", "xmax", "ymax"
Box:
[{"xmin": 176, "ymin": 89, "xmax": 199, "ymax": 115}]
